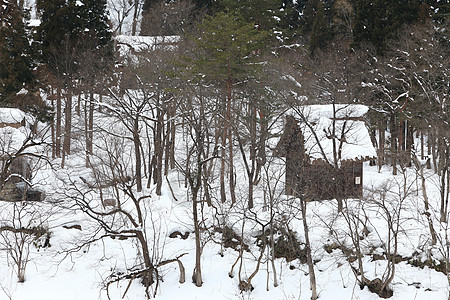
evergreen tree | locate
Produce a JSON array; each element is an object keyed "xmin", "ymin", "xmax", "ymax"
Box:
[
  {"xmin": 193, "ymin": 0, "xmax": 213, "ymax": 8},
  {"xmin": 141, "ymin": 0, "xmax": 197, "ymax": 36},
  {"xmin": 143, "ymin": 0, "xmax": 212, "ymax": 14},
  {"xmin": 77, "ymin": 0, "xmax": 112, "ymax": 49},
  {"xmin": 190, "ymin": 11, "xmax": 269, "ymax": 84},
  {"xmin": 0, "ymin": 0, "xmax": 35, "ymax": 103},
  {"xmin": 142, "ymin": 0, "xmax": 161, "ymax": 14},
  {"xmin": 425, "ymin": 0, "xmax": 449, "ymax": 21},
  {"xmin": 298, "ymin": 0, "xmax": 319, "ymax": 34},
  {"xmin": 352, "ymin": 0, "xmax": 421, "ymax": 54},
  {"xmin": 36, "ymin": 0, "xmax": 112, "ymax": 77},
  {"xmin": 36, "ymin": 0, "xmax": 81, "ymax": 69},
  {"xmin": 309, "ymin": 1, "xmax": 330, "ymax": 54},
  {"xmin": 219, "ymin": 0, "xmax": 299, "ymax": 41},
  {"xmin": 36, "ymin": 0, "xmax": 112, "ymax": 158}
]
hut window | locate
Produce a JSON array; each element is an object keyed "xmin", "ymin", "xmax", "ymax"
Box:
[{"xmin": 355, "ymin": 176, "xmax": 361, "ymax": 185}]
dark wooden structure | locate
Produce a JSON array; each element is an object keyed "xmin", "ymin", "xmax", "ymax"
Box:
[
  {"xmin": 0, "ymin": 156, "xmax": 44, "ymax": 202},
  {"xmin": 0, "ymin": 108, "xmax": 44, "ymax": 201},
  {"xmin": 0, "ymin": 108, "xmax": 26, "ymax": 129},
  {"xmin": 275, "ymin": 115, "xmax": 371, "ymax": 200}
]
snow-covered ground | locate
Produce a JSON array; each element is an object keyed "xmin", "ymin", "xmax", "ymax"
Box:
[
  {"xmin": 0, "ymin": 163, "xmax": 447, "ymax": 300},
  {"xmin": 0, "ymin": 99, "xmax": 448, "ymax": 300}
]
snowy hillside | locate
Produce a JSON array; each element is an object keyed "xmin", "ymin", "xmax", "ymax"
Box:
[
  {"xmin": 0, "ymin": 98, "xmax": 448, "ymax": 300},
  {"xmin": 1, "ymin": 1, "xmax": 448, "ymax": 300}
]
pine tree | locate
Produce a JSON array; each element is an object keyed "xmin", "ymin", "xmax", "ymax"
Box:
[
  {"xmin": 77, "ymin": 0, "xmax": 112, "ymax": 48},
  {"xmin": 186, "ymin": 11, "xmax": 270, "ymax": 208},
  {"xmin": 36, "ymin": 0, "xmax": 80, "ymax": 68},
  {"xmin": 142, "ymin": 0, "xmax": 161, "ymax": 14},
  {"xmin": 36, "ymin": 0, "xmax": 112, "ymax": 160},
  {"xmin": 427, "ymin": 0, "xmax": 449, "ymax": 21},
  {"xmin": 193, "ymin": 0, "xmax": 213, "ymax": 8},
  {"xmin": 352, "ymin": 0, "xmax": 421, "ymax": 54},
  {"xmin": 191, "ymin": 12, "xmax": 269, "ymax": 84},
  {"xmin": 309, "ymin": 1, "xmax": 330, "ymax": 54},
  {"xmin": 299, "ymin": 0, "xmax": 319, "ymax": 34},
  {"xmin": 0, "ymin": 0, "xmax": 35, "ymax": 103},
  {"xmin": 219, "ymin": 0, "xmax": 298, "ymax": 41},
  {"xmin": 36, "ymin": 0, "xmax": 112, "ymax": 76}
]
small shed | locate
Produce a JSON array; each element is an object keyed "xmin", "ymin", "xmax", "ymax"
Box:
[
  {"xmin": 0, "ymin": 108, "xmax": 27, "ymax": 129},
  {"xmin": 275, "ymin": 104, "xmax": 377, "ymax": 200},
  {"xmin": 0, "ymin": 108, "xmax": 43, "ymax": 201}
]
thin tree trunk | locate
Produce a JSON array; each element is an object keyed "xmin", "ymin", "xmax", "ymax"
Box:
[
  {"xmin": 432, "ymin": 128, "xmax": 438, "ymax": 171},
  {"xmin": 155, "ymin": 108, "xmax": 163, "ymax": 195},
  {"xmin": 63, "ymin": 90, "xmax": 72, "ymax": 161},
  {"xmin": 76, "ymin": 93, "xmax": 81, "ymax": 116},
  {"xmin": 378, "ymin": 122, "xmax": 385, "ymax": 172},
  {"xmin": 51, "ymin": 89, "xmax": 56, "ymax": 159},
  {"xmin": 84, "ymin": 95, "xmax": 89, "ymax": 167},
  {"xmin": 136, "ymin": 231, "xmax": 154, "ymax": 288},
  {"xmin": 88, "ymin": 91, "xmax": 94, "ymax": 154},
  {"xmin": 391, "ymin": 114, "xmax": 398, "ymax": 175},
  {"xmin": 133, "ymin": 117, "xmax": 142, "ymax": 192},
  {"xmin": 301, "ymin": 198, "xmax": 317, "ymax": 300},
  {"xmin": 56, "ymin": 87, "xmax": 62, "ymax": 158},
  {"xmin": 164, "ymin": 118, "xmax": 170, "ymax": 176},
  {"xmin": 146, "ymin": 127, "xmax": 153, "ymax": 188},
  {"xmin": 192, "ymin": 186, "xmax": 202, "ymax": 287},
  {"xmin": 405, "ymin": 121, "xmax": 413, "ymax": 167},
  {"xmin": 220, "ymin": 120, "xmax": 227, "ymax": 203},
  {"xmin": 131, "ymin": 0, "xmax": 139, "ymax": 36},
  {"xmin": 413, "ymin": 155, "xmax": 437, "ymax": 245},
  {"xmin": 440, "ymin": 154, "xmax": 448, "ymax": 222},
  {"xmin": 228, "ymin": 77, "xmax": 236, "ymax": 205},
  {"xmin": 427, "ymin": 129, "xmax": 432, "ymax": 169},
  {"xmin": 421, "ymin": 130, "xmax": 424, "ymax": 160}
]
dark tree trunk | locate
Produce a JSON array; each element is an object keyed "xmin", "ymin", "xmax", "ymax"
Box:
[
  {"xmin": 378, "ymin": 121, "xmax": 385, "ymax": 171},
  {"xmin": 154, "ymin": 107, "xmax": 163, "ymax": 195},
  {"xmin": 63, "ymin": 90, "xmax": 72, "ymax": 158},
  {"xmin": 88, "ymin": 91, "xmax": 94, "ymax": 154},
  {"xmin": 192, "ymin": 185, "xmax": 203, "ymax": 287},
  {"xmin": 300, "ymin": 199, "xmax": 317, "ymax": 299},
  {"xmin": 133, "ymin": 117, "xmax": 142, "ymax": 192},
  {"xmin": 136, "ymin": 231, "xmax": 155, "ymax": 288},
  {"xmin": 427, "ymin": 129, "xmax": 432, "ymax": 169},
  {"xmin": 406, "ymin": 122, "xmax": 413, "ymax": 167},
  {"xmin": 56, "ymin": 87, "xmax": 62, "ymax": 158},
  {"xmin": 390, "ymin": 114, "xmax": 398, "ymax": 175},
  {"xmin": 131, "ymin": 0, "xmax": 139, "ymax": 36}
]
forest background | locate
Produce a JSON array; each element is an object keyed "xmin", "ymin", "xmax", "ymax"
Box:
[{"xmin": 0, "ymin": 0, "xmax": 449, "ymax": 299}]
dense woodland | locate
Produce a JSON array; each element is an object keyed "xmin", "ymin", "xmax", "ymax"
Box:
[{"xmin": 0, "ymin": 0, "xmax": 449, "ymax": 299}]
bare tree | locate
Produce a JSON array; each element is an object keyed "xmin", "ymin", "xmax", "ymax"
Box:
[
  {"xmin": 174, "ymin": 83, "xmax": 221, "ymax": 287},
  {"xmin": 323, "ymin": 167, "xmax": 415, "ymax": 298},
  {"xmin": 131, "ymin": 0, "xmax": 142, "ymax": 36},
  {"xmin": 65, "ymin": 134, "xmax": 185, "ymax": 299},
  {"xmin": 0, "ymin": 202, "xmax": 50, "ymax": 283},
  {"xmin": 0, "ymin": 116, "xmax": 51, "ymax": 283},
  {"xmin": 108, "ymin": 0, "xmax": 135, "ymax": 35},
  {"xmin": 110, "ymin": 41, "xmax": 178, "ymax": 194}
]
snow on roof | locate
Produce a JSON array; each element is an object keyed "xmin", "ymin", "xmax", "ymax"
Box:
[
  {"xmin": 290, "ymin": 104, "xmax": 377, "ymax": 163},
  {"xmin": 115, "ymin": 35, "xmax": 180, "ymax": 57},
  {"xmin": 0, "ymin": 108, "xmax": 26, "ymax": 125},
  {"xmin": 27, "ymin": 19, "xmax": 41, "ymax": 27},
  {"xmin": 0, "ymin": 126, "xmax": 28, "ymax": 155},
  {"xmin": 301, "ymin": 104, "xmax": 369, "ymax": 120}
]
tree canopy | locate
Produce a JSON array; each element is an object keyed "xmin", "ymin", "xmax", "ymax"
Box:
[{"xmin": 0, "ymin": 0, "xmax": 36, "ymax": 103}]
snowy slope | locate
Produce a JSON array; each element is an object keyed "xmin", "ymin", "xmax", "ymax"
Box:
[{"xmin": 0, "ymin": 98, "xmax": 447, "ymax": 300}]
